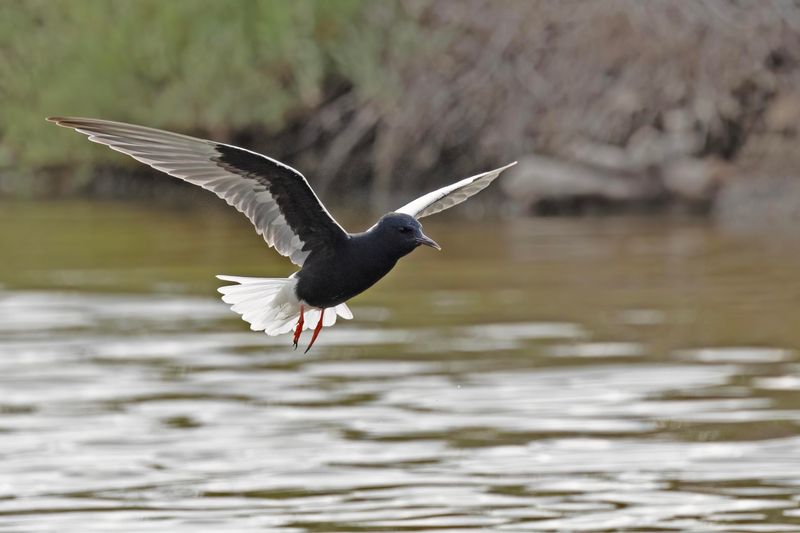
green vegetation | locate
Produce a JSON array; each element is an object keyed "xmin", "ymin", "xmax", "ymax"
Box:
[{"xmin": 0, "ymin": 0, "xmax": 416, "ymax": 193}]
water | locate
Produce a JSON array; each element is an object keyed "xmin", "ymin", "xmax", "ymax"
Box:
[{"xmin": 1, "ymin": 201, "xmax": 800, "ymax": 532}]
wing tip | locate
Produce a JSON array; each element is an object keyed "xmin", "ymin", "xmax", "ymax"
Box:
[
  {"xmin": 482, "ymin": 161, "xmax": 517, "ymax": 180},
  {"xmin": 477, "ymin": 161, "xmax": 517, "ymax": 180},
  {"xmin": 46, "ymin": 116, "xmax": 86, "ymax": 129}
]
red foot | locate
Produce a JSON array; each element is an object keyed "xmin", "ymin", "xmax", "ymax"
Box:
[
  {"xmin": 292, "ymin": 305, "xmax": 304, "ymax": 349},
  {"xmin": 304, "ymin": 308, "xmax": 325, "ymax": 354}
]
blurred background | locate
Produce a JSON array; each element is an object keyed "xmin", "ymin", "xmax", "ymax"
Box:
[
  {"xmin": 4, "ymin": 0, "xmax": 800, "ymax": 223},
  {"xmin": 3, "ymin": 1, "xmax": 800, "ymax": 531}
]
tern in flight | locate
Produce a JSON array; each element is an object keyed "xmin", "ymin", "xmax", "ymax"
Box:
[{"xmin": 49, "ymin": 117, "xmax": 516, "ymax": 351}]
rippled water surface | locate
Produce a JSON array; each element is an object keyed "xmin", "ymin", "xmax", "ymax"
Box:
[{"xmin": 2, "ymin": 202, "xmax": 800, "ymax": 531}]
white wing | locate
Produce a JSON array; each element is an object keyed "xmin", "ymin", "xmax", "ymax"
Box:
[
  {"xmin": 48, "ymin": 117, "xmax": 348, "ymax": 267},
  {"xmin": 395, "ymin": 162, "xmax": 517, "ymax": 219}
]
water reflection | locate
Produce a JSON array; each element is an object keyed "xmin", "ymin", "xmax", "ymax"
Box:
[{"xmin": 0, "ymin": 202, "xmax": 799, "ymax": 531}]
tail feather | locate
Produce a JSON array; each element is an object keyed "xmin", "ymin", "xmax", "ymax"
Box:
[
  {"xmin": 334, "ymin": 303, "xmax": 353, "ymax": 320},
  {"xmin": 216, "ymin": 275, "xmax": 353, "ymax": 337}
]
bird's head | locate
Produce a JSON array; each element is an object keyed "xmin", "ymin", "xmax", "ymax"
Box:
[{"xmin": 375, "ymin": 212, "xmax": 441, "ymax": 255}]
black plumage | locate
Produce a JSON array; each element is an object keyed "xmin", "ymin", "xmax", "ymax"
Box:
[
  {"xmin": 295, "ymin": 213, "xmax": 431, "ymax": 309},
  {"xmin": 214, "ymin": 143, "xmax": 347, "ymax": 257}
]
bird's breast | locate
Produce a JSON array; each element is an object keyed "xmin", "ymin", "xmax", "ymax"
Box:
[{"xmin": 295, "ymin": 246, "xmax": 398, "ymax": 309}]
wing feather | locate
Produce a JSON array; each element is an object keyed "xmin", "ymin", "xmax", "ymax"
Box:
[
  {"xmin": 48, "ymin": 117, "xmax": 347, "ymax": 266},
  {"xmin": 395, "ymin": 162, "xmax": 516, "ymax": 219}
]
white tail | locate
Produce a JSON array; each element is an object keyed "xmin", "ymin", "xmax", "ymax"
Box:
[{"xmin": 216, "ymin": 275, "xmax": 353, "ymax": 336}]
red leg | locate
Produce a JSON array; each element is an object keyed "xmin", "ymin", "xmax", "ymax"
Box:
[
  {"xmin": 292, "ymin": 305, "xmax": 305, "ymax": 349},
  {"xmin": 304, "ymin": 308, "xmax": 325, "ymax": 353}
]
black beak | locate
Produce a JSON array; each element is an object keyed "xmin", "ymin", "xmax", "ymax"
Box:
[{"xmin": 415, "ymin": 231, "xmax": 441, "ymax": 251}]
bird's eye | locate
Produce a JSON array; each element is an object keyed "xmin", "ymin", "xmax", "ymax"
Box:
[{"xmin": 398, "ymin": 226, "xmax": 412, "ymax": 233}]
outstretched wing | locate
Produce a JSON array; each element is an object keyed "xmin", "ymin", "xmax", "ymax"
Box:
[
  {"xmin": 395, "ymin": 162, "xmax": 517, "ymax": 219},
  {"xmin": 47, "ymin": 117, "xmax": 348, "ymax": 266}
]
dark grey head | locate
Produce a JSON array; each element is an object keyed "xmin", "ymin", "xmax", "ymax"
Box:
[{"xmin": 373, "ymin": 212, "xmax": 441, "ymax": 257}]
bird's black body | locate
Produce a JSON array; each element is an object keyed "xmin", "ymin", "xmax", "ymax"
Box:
[{"xmin": 295, "ymin": 213, "xmax": 432, "ymax": 308}]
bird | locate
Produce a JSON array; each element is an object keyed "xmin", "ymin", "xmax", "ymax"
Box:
[{"xmin": 48, "ymin": 117, "xmax": 516, "ymax": 352}]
